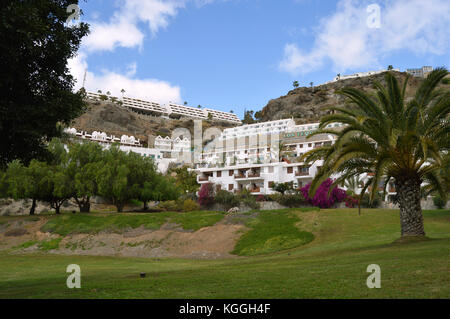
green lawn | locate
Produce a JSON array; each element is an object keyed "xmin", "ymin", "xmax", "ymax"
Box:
[{"xmin": 0, "ymin": 208, "xmax": 449, "ymax": 298}]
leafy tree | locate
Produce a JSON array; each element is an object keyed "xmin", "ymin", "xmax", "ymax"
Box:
[
  {"xmin": 0, "ymin": 170, "xmax": 7, "ymax": 199},
  {"xmin": 388, "ymin": 65, "xmax": 394, "ymax": 70},
  {"xmin": 242, "ymin": 110, "xmax": 255, "ymax": 124},
  {"xmin": 293, "ymin": 81, "xmax": 300, "ymax": 88},
  {"xmin": 168, "ymin": 165, "xmax": 199, "ymax": 195},
  {"xmin": 66, "ymin": 141, "xmax": 103, "ymax": 212},
  {"xmin": 301, "ymin": 68, "xmax": 449, "ymax": 237},
  {"xmin": 0, "ymin": 1, "xmax": 89, "ymax": 168},
  {"xmin": 6, "ymin": 160, "xmax": 52, "ymax": 215},
  {"xmin": 254, "ymin": 111, "xmax": 263, "ymax": 122},
  {"xmin": 96, "ymin": 145, "xmax": 131, "ymax": 212},
  {"xmin": 151, "ymin": 174, "xmax": 180, "ymax": 202},
  {"xmin": 126, "ymin": 151, "xmax": 159, "ymax": 210},
  {"xmin": 274, "ymin": 182, "xmax": 293, "ymax": 195}
]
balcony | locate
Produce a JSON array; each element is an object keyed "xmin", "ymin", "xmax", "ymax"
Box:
[
  {"xmin": 198, "ymin": 176, "xmax": 211, "ymax": 183},
  {"xmin": 247, "ymin": 173, "xmax": 261, "ymax": 178},
  {"xmin": 250, "ymin": 187, "xmax": 261, "ymax": 193},
  {"xmin": 295, "ymin": 171, "xmax": 309, "ymax": 177},
  {"xmin": 234, "ymin": 174, "xmax": 246, "ymax": 179}
]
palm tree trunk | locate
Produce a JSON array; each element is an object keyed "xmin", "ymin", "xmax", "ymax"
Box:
[{"xmin": 395, "ymin": 178, "xmax": 425, "ymax": 237}]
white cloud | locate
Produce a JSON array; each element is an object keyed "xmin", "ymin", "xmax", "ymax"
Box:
[
  {"xmin": 280, "ymin": 0, "xmax": 450, "ymax": 75},
  {"xmin": 82, "ymin": 0, "xmax": 220, "ymax": 52},
  {"xmin": 83, "ymin": 0, "xmax": 186, "ymax": 52},
  {"xmin": 68, "ymin": 53, "xmax": 182, "ymax": 104}
]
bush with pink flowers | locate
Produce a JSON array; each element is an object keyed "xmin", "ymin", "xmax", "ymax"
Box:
[
  {"xmin": 198, "ymin": 183, "xmax": 215, "ymax": 207},
  {"xmin": 300, "ymin": 179, "xmax": 347, "ymax": 208}
]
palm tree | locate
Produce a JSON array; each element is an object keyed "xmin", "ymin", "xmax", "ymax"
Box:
[
  {"xmin": 300, "ymin": 68, "xmax": 449, "ymax": 237},
  {"xmin": 121, "ymin": 88, "xmax": 125, "ymax": 98},
  {"xmin": 293, "ymin": 81, "xmax": 299, "ymax": 89}
]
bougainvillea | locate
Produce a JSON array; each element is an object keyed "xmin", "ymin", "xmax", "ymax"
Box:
[
  {"xmin": 300, "ymin": 179, "xmax": 347, "ymax": 208},
  {"xmin": 345, "ymin": 194, "xmax": 359, "ymax": 208},
  {"xmin": 198, "ymin": 183, "xmax": 215, "ymax": 207}
]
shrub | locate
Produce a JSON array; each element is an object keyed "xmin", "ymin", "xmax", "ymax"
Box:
[
  {"xmin": 182, "ymin": 199, "xmax": 200, "ymax": 212},
  {"xmin": 215, "ymin": 190, "xmax": 240, "ymax": 208},
  {"xmin": 198, "ymin": 183, "xmax": 215, "ymax": 207},
  {"xmin": 360, "ymin": 193, "xmax": 382, "ymax": 208},
  {"xmin": 345, "ymin": 194, "xmax": 358, "ymax": 208},
  {"xmin": 433, "ymin": 195, "xmax": 446, "ymax": 209},
  {"xmin": 237, "ymin": 189, "xmax": 260, "ymax": 210},
  {"xmin": 276, "ymin": 193, "xmax": 306, "ymax": 208},
  {"xmin": 300, "ymin": 179, "xmax": 347, "ymax": 208},
  {"xmin": 157, "ymin": 200, "xmax": 179, "ymax": 212}
]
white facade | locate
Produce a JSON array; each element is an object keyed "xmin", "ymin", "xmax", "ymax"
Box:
[
  {"xmin": 64, "ymin": 128, "xmax": 175, "ymax": 173},
  {"xmin": 323, "ymin": 69, "xmax": 400, "ymax": 85},
  {"xmin": 195, "ymin": 119, "xmax": 346, "ymax": 195},
  {"xmin": 406, "ymin": 66, "xmax": 433, "ymax": 78},
  {"xmin": 220, "ymin": 119, "xmax": 296, "ymax": 140},
  {"xmin": 196, "ymin": 160, "xmax": 324, "ymax": 195}
]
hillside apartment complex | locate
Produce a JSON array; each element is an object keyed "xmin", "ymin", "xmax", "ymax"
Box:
[
  {"xmin": 195, "ymin": 119, "xmax": 371, "ymax": 195},
  {"xmin": 86, "ymin": 92, "xmax": 241, "ymax": 124}
]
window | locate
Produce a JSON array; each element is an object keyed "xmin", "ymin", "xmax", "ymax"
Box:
[
  {"xmin": 229, "ymin": 184, "xmax": 234, "ymax": 191},
  {"xmin": 268, "ymin": 181, "xmax": 274, "ymax": 188},
  {"xmin": 299, "ymin": 144, "xmax": 304, "ymax": 148},
  {"xmin": 308, "ymin": 143, "xmax": 312, "ymax": 147},
  {"xmin": 287, "ymin": 167, "xmax": 293, "ymax": 174},
  {"xmin": 217, "ymin": 171, "xmax": 222, "ymax": 178},
  {"xmin": 268, "ymin": 166, "xmax": 274, "ymax": 173},
  {"xmin": 229, "ymin": 170, "xmax": 233, "ymax": 176},
  {"xmin": 216, "ymin": 185, "xmax": 222, "ymax": 191}
]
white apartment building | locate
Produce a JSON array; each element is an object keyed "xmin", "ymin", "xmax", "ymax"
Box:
[
  {"xmin": 195, "ymin": 119, "xmax": 347, "ymax": 195},
  {"xmin": 406, "ymin": 66, "xmax": 433, "ymax": 78},
  {"xmin": 324, "ymin": 69, "xmax": 400, "ymax": 84},
  {"xmin": 65, "ymin": 128, "xmax": 176, "ymax": 173},
  {"xmin": 154, "ymin": 135, "xmax": 191, "ymax": 153},
  {"xmin": 86, "ymin": 92, "xmax": 241, "ymax": 124}
]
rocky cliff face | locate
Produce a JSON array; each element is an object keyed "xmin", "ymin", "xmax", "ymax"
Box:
[
  {"xmin": 71, "ymin": 101, "xmax": 237, "ymax": 146},
  {"xmin": 260, "ymin": 71, "xmax": 425, "ymax": 124}
]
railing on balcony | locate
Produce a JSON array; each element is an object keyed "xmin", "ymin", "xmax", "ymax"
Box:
[
  {"xmin": 295, "ymin": 171, "xmax": 309, "ymax": 176},
  {"xmin": 247, "ymin": 173, "xmax": 261, "ymax": 178},
  {"xmin": 234, "ymin": 174, "xmax": 246, "ymax": 179},
  {"xmin": 198, "ymin": 176, "xmax": 210, "ymax": 182}
]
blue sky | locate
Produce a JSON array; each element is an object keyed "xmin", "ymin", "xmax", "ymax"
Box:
[{"xmin": 69, "ymin": 0, "xmax": 450, "ymax": 119}]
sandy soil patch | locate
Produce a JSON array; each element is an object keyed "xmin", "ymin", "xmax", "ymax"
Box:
[{"xmin": 0, "ymin": 219, "xmax": 247, "ymax": 259}]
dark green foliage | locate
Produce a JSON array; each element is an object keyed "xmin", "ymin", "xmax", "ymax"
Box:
[
  {"xmin": 433, "ymin": 195, "xmax": 446, "ymax": 209},
  {"xmin": 273, "ymin": 182, "xmax": 293, "ymax": 195},
  {"xmin": 274, "ymin": 193, "xmax": 306, "ymax": 208},
  {"xmin": 360, "ymin": 193, "xmax": 382, "ymax": 208},
  {"xmin": 0, "ymin": 1, "xmax": 89, "ymax": 167},
  {"xmin": 215, "ymin": 190, "xmax": 240, "ymax": 209}
]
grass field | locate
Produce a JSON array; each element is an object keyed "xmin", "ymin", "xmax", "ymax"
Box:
[{"xmin": 0, "ymin": 208, "xmax": 449, "ymax": 298}]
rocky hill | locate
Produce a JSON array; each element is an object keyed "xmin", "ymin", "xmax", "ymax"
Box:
[
  {"xmin": 260, "ymin": 71, "xmax": 428, "ymax": 124},
  {"xmin": 71, "ymin": 101, "xmax": 237, "ymax": 146}
]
